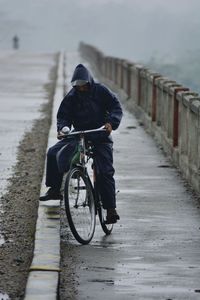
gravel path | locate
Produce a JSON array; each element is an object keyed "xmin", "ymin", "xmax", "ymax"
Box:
[{"xmin": 0, "ymin": 53, "xmax": 59, "ymax": 299}]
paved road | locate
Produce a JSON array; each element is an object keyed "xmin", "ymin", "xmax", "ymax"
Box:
[
  {"xmin": 60, "ymin": 53, "xmax": 200, "ymax": 300},
  {"xmin": 0, "ymin": 51, "xmax": 55, "ymax": 197},
  {"xmin": 0, "ymin": 51, "xmax": 55, "ymax": 251}
]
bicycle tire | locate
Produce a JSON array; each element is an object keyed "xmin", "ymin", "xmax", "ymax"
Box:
[
  {"xmin": 64, "ymin": 167, "xmax": 96, "ymax": 244},
  {"xmin": 94, "ymin": 178, "xmax": 113, "ymax": 235},
  {"xmin": 98, "ymin": 204, "xmax": 113, "ymax": 235}
]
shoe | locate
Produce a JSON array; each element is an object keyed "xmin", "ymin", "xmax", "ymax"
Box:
[
  {"xmin": 39, "ymin": 188, "xmax": 63, "ymax": 201},
  {"xmin": 105, "ymin": 208, "xmax": 120, "ymax": 224}
]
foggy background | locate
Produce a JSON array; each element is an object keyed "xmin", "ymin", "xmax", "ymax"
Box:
[{"xmin": 0, "ymin": 0, "xmax": 200, "ymax": 91}]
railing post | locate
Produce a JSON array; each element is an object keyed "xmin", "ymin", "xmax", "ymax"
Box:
[
  {"xmin": 136, "ymin": 65, "xmax": 148, "ymax": 107},
  {"xmin": 120, "ymin": 59, "xmax": 125, "ymax": 89},
  {"xmin": 152, "ymin": 75, "xmax": 162, "ymax": 122},
  {"xmin": 172, "ymin": 88, "xmax": 189, "ymax": 147},
  {"xmin": 189, "ymin": 98, "xmax": 200, "ymax": 191}
]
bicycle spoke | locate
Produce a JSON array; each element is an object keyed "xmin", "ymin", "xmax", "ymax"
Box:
[{"xmin": 64, "ymin": 168, "xmax": 96, "ymax": 244}]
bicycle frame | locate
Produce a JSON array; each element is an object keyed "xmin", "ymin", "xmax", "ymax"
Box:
[
  {"xmin": 65, "ymin": 126, "xmax": 106, "ymax": 171},
  {"xmin": 63, "ymin": 126, "xmax": 113, "ymax": 244},
  {"xmin": 71, "ymin": 132, "xmax": 100, "ymax": 202}
]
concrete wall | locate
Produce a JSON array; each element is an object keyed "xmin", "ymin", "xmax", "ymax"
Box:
[{"xmin": 79, "ymin": 42, "xmax": 200, "ymax": 195}]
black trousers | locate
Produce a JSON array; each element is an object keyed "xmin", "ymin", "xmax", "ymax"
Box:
[{"xmin": 45, "ymin": 138, "xmax": 116, "ymax": 209}]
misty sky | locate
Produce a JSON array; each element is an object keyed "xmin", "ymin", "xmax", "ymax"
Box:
[{"xmin": 0, "ymin": 0, "xmax": 200, "ymax": 62}]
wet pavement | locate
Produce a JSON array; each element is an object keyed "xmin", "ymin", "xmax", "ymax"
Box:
[
  {"xmin": 0, "ymin": 51, "xmax": 55, "ymax": 252},
  {"xmin": 60, "ymin": 53, "xmax": 200, "ymax": 299},
  {"xmin": 0, "ymin": 51, "xmax": 57, "ymax": 298},
  {"xmin": 0, "ymin": 293, "xmax": 10, "ymax": 300},
  {"xmin": 0, "ymin": 50, "xmax": 200, "ymax": 299},
  {"xmin": 0, "ymin": 51, "xmax": 55, "ymax": 198},
  {"xmin": 24, "ymin": 52, "xmax": 64, "ymax": 299}
]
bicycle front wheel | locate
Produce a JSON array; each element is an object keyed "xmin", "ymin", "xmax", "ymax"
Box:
[{"xmin": 64, "ymin": 167, "xmax": 96, "ymax": 244}]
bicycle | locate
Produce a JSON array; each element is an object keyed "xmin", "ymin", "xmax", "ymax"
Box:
[{"xmin": 62, "ymin": 127, "xmax": 114, "ymax": 245}]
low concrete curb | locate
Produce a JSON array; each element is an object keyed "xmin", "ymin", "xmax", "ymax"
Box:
[{"xmin": 24, "ymin": 52, "xmax": 65, "ymax": 299}]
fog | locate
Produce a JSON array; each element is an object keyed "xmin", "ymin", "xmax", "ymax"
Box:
[
  {"xmin": 0, "ymin": 0, "xmax": 200, "ymax": 62},
  {"xmin": 1, "ymin": 0, "xmax": 200, "ymax": 90}
]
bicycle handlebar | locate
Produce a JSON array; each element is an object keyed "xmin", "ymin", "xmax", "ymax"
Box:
[{"xmin": 60, "ymin": 126, "xmax": 107, "ymax": 138}]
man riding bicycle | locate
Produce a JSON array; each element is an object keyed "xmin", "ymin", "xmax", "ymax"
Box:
[{"xmin": 40, "ymin": 64, "xmax": 123, "ymax": 224}]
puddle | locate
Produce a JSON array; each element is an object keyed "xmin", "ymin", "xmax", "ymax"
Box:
[
  {"xmin": 0, "ymin": 293, "xmax": 10, "ymax": 300},
  {"xmin": 89, "ymin": 279, "xmax": 114, "ymax": 285},
  {"xmin": 0, "ymin": 235, "xmax": 5, "ymax": 246},
  {"xmin": 123, "ymin": 256, "xmax": 144, "ymax": 261},
  {"xmin": 157, "ymin": 164, "xmax": 172, "ymax": 168},
  {"xmin": 82, "ymin": 266, "xmax": 115, "ymax": 271},
  {"xmin": 120, "ymin": 131, "xmax": 130, "ymax": 134},
  {"xmin": 126, "ymin": 126, "xmax": 137, "ymax": 129},
  {"xmin": 0, "ymin": 209, "xmax": 5, "ymax": 245},
  {"xmin": 0, "ymin": 206, "xmax": 5, "ymax": 246}
]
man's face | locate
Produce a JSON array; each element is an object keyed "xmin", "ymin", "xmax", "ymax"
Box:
[{"xmin": 75, "ymin": 84, "xmax": 90, "ymax": 92}]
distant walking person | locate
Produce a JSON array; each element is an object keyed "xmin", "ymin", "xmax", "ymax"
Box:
[
  {"xmin": 13, "ymin": 35, "xmax": 19, "ymax": 49},
  {"xmin": 39, "ymin": 64, "xmax": 123, "ymax": 224}
]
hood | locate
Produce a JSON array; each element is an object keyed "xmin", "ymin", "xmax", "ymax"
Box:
[{"xmin": 71, "ymin": 64, "xmax": 94, "ymax": 86}]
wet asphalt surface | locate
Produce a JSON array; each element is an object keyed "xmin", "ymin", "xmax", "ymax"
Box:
[
  {"xmin": 0, "ymin": 50, "xmax": 200, "ymax": 299},
  {"xmin": 60, "ymin": 53, "xmax": 200, "ymax": 300},
  {"xmin": 0, "ymin": 50, "xmax": 57, "ymax": 298},
  {"xmin": 0, "ymin": 51, "xmax": 54, "ymax": 197}
]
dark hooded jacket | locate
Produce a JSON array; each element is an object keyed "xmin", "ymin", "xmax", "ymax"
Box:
[{"xmin": 57, "ymin": 64, "xmax": 123, "ymax": 136}]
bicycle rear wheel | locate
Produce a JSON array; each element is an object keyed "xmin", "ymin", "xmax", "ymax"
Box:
[
  {"xmin": 64, "ymin": 167, "xmax": 96, "ymax": 244},
  {"xmin": 97, "ymin": 200, "xmax": 113, "ymax": 235}
]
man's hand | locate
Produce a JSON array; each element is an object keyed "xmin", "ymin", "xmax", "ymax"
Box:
[
  {"xmin": 57, "ymin": 126, "xmax": 70, "ymax": 140},
  {"xmin": 104, "ymin": 123, "xmax": 112, "ymax": 134},
  {"xmin": 57, "ymin": 131, "xmax": 65, "ymax": 140}
]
